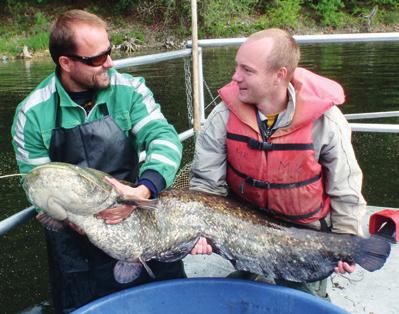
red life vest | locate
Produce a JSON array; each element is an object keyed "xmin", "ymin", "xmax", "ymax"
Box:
[{"xmin": 220, "ymin": 67, "xmax": 345, "ymax": 224}]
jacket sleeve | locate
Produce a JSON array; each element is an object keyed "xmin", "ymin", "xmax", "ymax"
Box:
[
  {"xmin": 128, "ymin": 76, "xmax": 182, "ymax": 189},
  {"xmin": 313, "ymin": 106, "xmax": 367, "ymax": 235},
  {"xmin": 189, "ymin": 102, "xmax": 229, "ymax": 196},
  {"xmin": 11, "ymin": 102, "xmax": 51, "ymax": 175}
]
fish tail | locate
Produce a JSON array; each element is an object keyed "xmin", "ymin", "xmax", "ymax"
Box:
[{"xmin": 354, "ymin": 235, "xmax": 391, "ymax": 272}]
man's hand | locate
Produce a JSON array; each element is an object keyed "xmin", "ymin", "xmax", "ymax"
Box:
[
  {"xmin": 104, "ymin": 177, "xmax": 151, "ymax": 200},
  {"xmin": 334, "ymin": 261, "xmax": 356, "ymax": 274},
  {"xmin": 96, "ymin": 177, "xmax": 151, "ymax": 224},
  {"xmin": 191, "ymin": 237, "xmax": 213, "ymax": 255},
  {"xmin": 66, "ymin": 220, "xmax": 86, "ymax": 235},
  {"xmin": 96, "ymin": 204, "xmax": 136, "ymax": 224}
]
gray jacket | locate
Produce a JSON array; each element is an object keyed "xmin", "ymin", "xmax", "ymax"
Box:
[{"xmin": 190, "ymin": 87, "xmax": 366, "ymax": 235}]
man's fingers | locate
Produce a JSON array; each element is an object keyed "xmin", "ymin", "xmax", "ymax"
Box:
[
  {"xmin": 191, "ymin": 238, "xmax": 204, "ymax": 255},
  {"xmin": 104, "ymin": 176, "xmax": 124, "ymax": 193},
  {"xmin": 67, "ymin": 221, "xmax": 85, "ymax": 235},
  {"xmin": 191, "ymin": 237, "xmax": 212, "ymax": 255},
  {"xmin": 343, "ymin": 262, "xmax": 356, "ymax": 273},
  {"xmin": 334, "ymin": 261, "xmax": 356, "ymax": 274},
  {"xmin": 200, "ymin": 237, "xmax": 212, "ymax": 254}
]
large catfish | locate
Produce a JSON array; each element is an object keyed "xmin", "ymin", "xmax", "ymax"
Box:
[{"xmin": 23, "ymin": 162, "xmax": 391, "ymax": 283}]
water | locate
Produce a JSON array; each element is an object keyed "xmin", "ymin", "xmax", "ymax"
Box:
[{"xmin": 0, "ymin": 42, "xmax": 398, "ymax": 313}]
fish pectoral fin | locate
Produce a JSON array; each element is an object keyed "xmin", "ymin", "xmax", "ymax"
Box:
[
  {"xmin": 36, "ymin": 212, "xmax": 64, "ymax": 231},
  {"xmin": 139, "ymin": 257, "xmax": 156, "ymax": 279},
  {"xmin": 117, "ymin": 197, "xmax": 159, "ymax": 211},
  {"xmin": 210, "ymin": 240, "xmax": 235, "ymax": 261},
  {"xmin": 113, "ymin": 261, "xmax": 143, "ymax": 284},
  {"xmin": 155, "ymin": 237, "xmax": 200, "ymax": 263}
]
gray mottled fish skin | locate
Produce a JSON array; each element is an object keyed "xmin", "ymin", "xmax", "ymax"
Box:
[
  {"xmin": 23, "ymin": 162, "xmax": 117, "ymax": 220},
  {"xmin": 23, "ymin": 162, "xmax": 391, "ymax": 283}
]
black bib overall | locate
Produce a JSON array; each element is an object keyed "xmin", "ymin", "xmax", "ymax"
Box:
[{"xmin": 45, "ymin": 97, "xmax": 185, "ymax": 313}]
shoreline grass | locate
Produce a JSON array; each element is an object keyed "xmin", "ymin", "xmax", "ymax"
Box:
[{"xmin": 1, "ymin": 2, "xmax": 398, "ymax": 60}]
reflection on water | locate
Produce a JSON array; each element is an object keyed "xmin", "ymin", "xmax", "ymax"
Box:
[{"xmin": 0, "ymin": 42, "xmax": 398, "ymax": 312}]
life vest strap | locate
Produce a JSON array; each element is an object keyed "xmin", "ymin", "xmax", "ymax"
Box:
[
  {"xmin": 227, "ymin": 132, "xmax": 314, "ymax": 151},
  {"xmin": 259, "ymin": 203, "xmax": 323, "ymax": 221},
  {"xmin": 228, "ymin": 163, "xmax": 321, "ymax": 189}
]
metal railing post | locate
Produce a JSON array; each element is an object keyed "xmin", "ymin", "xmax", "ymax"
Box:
[
  {"xmin": 198, "ymin": 47, "xmax": 206, "ymax": 124},
  {"xmin": 0, "ymin": 206, "xmax": 35, "ymax": 236}
]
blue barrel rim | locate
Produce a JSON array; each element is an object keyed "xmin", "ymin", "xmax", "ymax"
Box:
[{"xmin": 72, "ymin": 278, "xmax": 349, "ymax": 314}]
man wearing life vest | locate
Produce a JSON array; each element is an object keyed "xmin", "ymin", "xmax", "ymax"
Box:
[{"xmin": 189, "ymin": 28, "xmax": 366, "ymax": 300}]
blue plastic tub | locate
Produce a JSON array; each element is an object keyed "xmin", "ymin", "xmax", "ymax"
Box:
[{"xmin": 72, "ymin": 278, "xmax": 348, "ymax": 314}]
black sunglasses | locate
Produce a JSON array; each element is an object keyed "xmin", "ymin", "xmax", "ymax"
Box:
[{"xmin": 67, "ymin": 46, "xmax": 112, "ymax": 67}]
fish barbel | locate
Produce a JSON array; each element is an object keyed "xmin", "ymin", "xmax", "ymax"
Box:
[{"xmin": 23, "ymin": 162, "xmax": 391, "ymax": 283}]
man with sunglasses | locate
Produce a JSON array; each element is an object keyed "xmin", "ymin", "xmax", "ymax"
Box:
[{"xmin": 11, "ymin": 10, "xmax": 185, "ymax": 313}]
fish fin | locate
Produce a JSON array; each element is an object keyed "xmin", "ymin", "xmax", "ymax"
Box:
[
  {"xmin": 113, "ymin": 261, "xmax": 143, "ymax": 284},
  {"xmin": 36, "ymin": 212, "xmax": 64, "ymax": 231},
  {"xmin": 209, "ymin": 239, "xmax": 235, "ymax": 260},
  {"xmin": 354, "ymin": 235, "xmax": 391, "ymax": 272},
  {"xmin": 117, "ymin": 197, "xmax": 159, "ymax": 211},
  {"xmin": 139, "ymin": 257, "xmax": 156, "ymax": 279},
  {"xmin": 207, "ymin": 239, "xmax": 253, "ymax": 274},
  {"xmin": 136, "ymin": 203, "xmax": 159, "ymax": 211},
  {"xmin": 155, "ymin": 236, "xmax": 200, "ymax": 262},
  {"xmin": 213, "ymin": 235, "xmax": 336, "ymax": 283}
]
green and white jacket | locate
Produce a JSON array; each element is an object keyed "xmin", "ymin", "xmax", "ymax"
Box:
[{"xmin": 11, "ymin": 68, "xmax": 182, "ymax": 188}]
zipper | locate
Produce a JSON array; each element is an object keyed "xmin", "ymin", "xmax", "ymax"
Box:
[
  {"xmin": 76, "ymin": 105, "xmax": 88, "ymax": 121},
  {"xmin": 264, "ymin": 128, "xmax": 273, "ymax": 140},
  {"xmin": 85, "ymin": 96, "xmax": 99, "ymax": 122}
]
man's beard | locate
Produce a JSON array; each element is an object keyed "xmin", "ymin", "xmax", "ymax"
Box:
[{"xmin": 72, "ymin": 70, "xmax": 110, "ymax": 91}]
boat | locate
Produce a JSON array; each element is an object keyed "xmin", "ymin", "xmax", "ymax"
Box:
[{"xmin": 1, "ymin": 32, "xmax": 399, "ymax": 314}]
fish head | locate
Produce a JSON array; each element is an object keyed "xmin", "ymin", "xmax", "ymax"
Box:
[{"xmin": 23, "ymin": 162, "xmax": 115, "ymax": 220}]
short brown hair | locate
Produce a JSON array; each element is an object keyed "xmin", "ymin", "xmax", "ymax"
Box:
[
  {"xmin": 247, "ymin": 28, "xmax": 300, "ymax": 80},
  {"xmin": 49, "ymin": 10, "xmax": 107, "ymax": 65}
]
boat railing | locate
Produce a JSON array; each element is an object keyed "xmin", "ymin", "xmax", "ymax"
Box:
[{"xmin": 1, "ymin": 32, "xmax": 399, "ymax": 236}]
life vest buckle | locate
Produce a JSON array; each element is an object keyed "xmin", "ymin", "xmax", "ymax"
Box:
[
  {"xmin": 245, "ymin": 176, "xmax": 256, "ymax": 186},
  {"xmin": 260, "ymin": 142, "xmax": 273, "ymax": 151},
  {"xmin": 247, "ymin": 139, "xmax": 273, "ymax": 151},
  {"xmin": 245, "ymin": 177, "xmax": 270, "ymax": 189}
]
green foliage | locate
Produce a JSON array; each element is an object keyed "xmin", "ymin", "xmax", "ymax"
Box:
[
  {"xmin": 112, "ymin": 0, "xmax": 139, "ymax": 13},
  {"xmin": 163, "ymin": 0, "xmax": 191, "ymax": 30},
  {"xmin": 110, "ymin": 30, "xmax": 145, "ymax": 46},
  {"xmin": 111, "ymin": 33, "xmax": 125, "ymax": 46},
  {"xmin": 129, "ymin": 30, "xmax": 145, "ymax": 43},
  {"xmin": 264, "ymin": 0, "xmax": 303, "ymax": 29},
  {"xmin": 313, "ymin": 0, "xmax": 346, "ymax": 27},
  {"xmin": 0, "ymin": 31, "xmax": 49, "ymax": 55},
  {"xmin": 378, "ymin": 9, "xmax": 399, "ymax": 24},
  {"xmin": 0, "ymin": 36, "xmax": 19, "ymax": 56},
  {"xmin": 198, "ymin": 0, "xmax": 258, "ymax": 36},
  {"xmin": 33, "ymin": 12, "xmax": 50, "ymax": 32},
  {"xmin": 370, "ymin": 0, "xmax": 398, "ymax": 7},
  {"xmin": 0, "ymin": 2, "xmax": 51, "ymax": 55},
  {"xmin": 23, "ymin": 32, "xmax": 49, "ymax": 52},
  {"xmin": 1, "ymin": 0, "xmax": 399, "ymax": 56}
]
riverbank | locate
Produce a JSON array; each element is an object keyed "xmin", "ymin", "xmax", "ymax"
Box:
[{"xmin": 1, "ymin": 1, "xmax": 399, "ymax": 62}]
